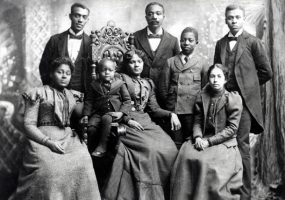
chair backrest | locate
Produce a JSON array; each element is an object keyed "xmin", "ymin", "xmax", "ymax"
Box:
[{"xmin": 90, "ymin": 20, "xmax": 134, "ymax": 79}]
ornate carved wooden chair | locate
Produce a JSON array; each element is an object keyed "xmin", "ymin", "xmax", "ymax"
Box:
[
  {"xmin": 82, "ymin": 21, "xmax": 134, "ymax": 143},
  {"xmin": 83, "ymin": 21, "xmax": 134, "ymax": 145},
  {"xmin": 89, "ymin": 20, "xmax": 134, "ymax": 79},
  {"xmin": 82, "ymin": 21, "xmax": 135, "ymax": 189}
]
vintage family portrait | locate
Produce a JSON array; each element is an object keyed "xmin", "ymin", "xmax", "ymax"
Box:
[{"xmin": 0, "ymin": 0, "xmax": 284, "ymax": 199}]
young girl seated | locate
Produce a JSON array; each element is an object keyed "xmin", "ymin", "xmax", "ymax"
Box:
[
  {"xmin": 82, "ymin": 58, "xmax": 131, "ymax": 157},
  {"xmin": 170, "ymin": 63, "xmax": 243, "ymax": 200}
]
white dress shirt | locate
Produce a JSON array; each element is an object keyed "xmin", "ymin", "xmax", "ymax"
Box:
[
  {"xmin": 228, "ymin": 29, "xmax": 243, "ymax": 51},
  {"xmin": 147, "ymin": 27, "xmax": 163, "ymax": 52},
  {"xmin": 68, "ymin": 29, "xmax": 84, "ymax": 63}
]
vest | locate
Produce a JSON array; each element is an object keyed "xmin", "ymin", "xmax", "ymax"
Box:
[
  {"xmin": 225, "ymin": 42, "xmax": 239, "ymax": 92},
  {"xmin": 63, "ymin": 38, "xmax": 86, "ymax": 92}
]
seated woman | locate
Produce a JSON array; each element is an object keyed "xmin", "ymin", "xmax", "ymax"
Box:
[
  {"xmin": 170, "ymin": 64, "xmax": 243, "ymax": 200},
  {"xmin": 12, "ymin": 57, "xmax": 101, "ymax": 200},
  {"xmin": 102, "ymin": 49, "xmax": 181, "ymax": 200}
]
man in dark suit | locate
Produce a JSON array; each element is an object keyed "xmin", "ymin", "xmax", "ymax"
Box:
[
  {"xmin": 214, "ymin": 4, "xmax": 272, "ymax": 200},
  {"xmin": 133, "ymin": 2, "xmax": 180, "ymax": 107},
  {"xmin": 39, "ymin": 3, "xmax": 91, "ymax": 93}
]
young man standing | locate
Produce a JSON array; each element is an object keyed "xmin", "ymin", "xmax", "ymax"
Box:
[
  {"xmin": 133, "ymin": 2, "xmax": 180, "ymax": 107},
  {"xmin": 214, "ymin": 4, "xmax": 272, "ymax": 200},
  {"xmin": 39, "ymin": 3, "xmax": 91, "ymax": 93}
]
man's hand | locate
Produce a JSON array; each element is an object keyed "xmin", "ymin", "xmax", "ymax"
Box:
[{"xmin": 170, "ymin": 113, "xmax": 181, "ymax": 131}]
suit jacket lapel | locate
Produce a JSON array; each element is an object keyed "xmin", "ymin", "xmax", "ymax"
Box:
[
  {"xmin": 82, "ymin": 32, "xmax": 89, "ymax": 58},
  {"xmin": 137, "ymin": 28, "xmax": 154, "ymax": 59},
  {"xmin": 58, "ymin": 30, "xmax": 69, "ymax": 57},
  {"xmin": 182, "ymin": 53, "xmax": 199, "ymax": 71},
  {"xmin": 91, "ymin": 81, "xmax": 104, "ymax": 95},
  {"xmin": 173, "ymin": 53, "xmax": 199, "ymax": 72},
  {"xmin": 154, "ymin": 30, "xmax": 169, "ymax": 60},
  {"xmin": 109, "ymin": 79, "xmax": 124, "ymax": 95},
  {"xmin": 219, "ymin": 36, "xmax": 227, "ymax": 65},
  {"xmin": 235, "ymin": 31, "xmax": 248, "ymax": 64},
  {"xmin": 173, "ymin": 55, "xmax": 184, "ymax": 72}
]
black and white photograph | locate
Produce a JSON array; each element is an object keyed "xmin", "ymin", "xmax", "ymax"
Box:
[{"xmin": 0, "ymin": 0, "xmax": 284, "ymax": 199}]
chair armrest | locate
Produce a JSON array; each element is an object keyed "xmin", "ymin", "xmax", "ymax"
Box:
[{"xmin": 111, "ymin": 122, "xmax": 127, "ymax": 137}]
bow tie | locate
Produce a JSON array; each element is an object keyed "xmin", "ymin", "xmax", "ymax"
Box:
[
  {"xmin": 69, "ymin": 34, "xmax": 83, "ymax": 40},
  {"xmin": 148, "ymin": 34, "xmax": 162, "ymax": 39},
  {"xmin": 228, "ymin": 37, "xmax": 238, "ymax": 41}
]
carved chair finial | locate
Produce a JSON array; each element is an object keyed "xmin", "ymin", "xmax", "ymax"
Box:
[{"xmin": 90, "ymin": 21, "xmax": 135, "ymax": 80}]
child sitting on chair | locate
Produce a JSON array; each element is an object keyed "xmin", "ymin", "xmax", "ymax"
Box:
[{"xmin": 82, "ymin": 58, "xmax": 131, "ymax": 157}]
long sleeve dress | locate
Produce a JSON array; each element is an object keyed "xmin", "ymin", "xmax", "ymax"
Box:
[
  {"xmin": 170, "ymin": 85, "xmax": 243, "ymax": 200},
  {"xmin": 12, "ymin": 85, "xmax": 101, "ymax": 200},
  {"xmin": 102, "ymin": 74, "xmax": 178, "ymax": 200}
]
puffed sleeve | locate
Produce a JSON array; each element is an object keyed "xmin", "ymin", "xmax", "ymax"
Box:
[
  {"xmin": 145, "ymin": 79, "xmax": 171, "ymax": 118},
  {"xmin": 192, "ymin": 93, "xmax": 204, "ymax": 139},
  {"xmin": 119, "ymin": 83, "xmax": 132, "ymax": 115},
  {"xmin": 22, "ymin": 88, "xmax": 43, "ymax": 125},
  {"xmin": 207, "ymin": 91, "xmax": 243, "ymax": 146},
  {"xmin": 22, "ymin": 88, "xmax": 50, "ymax": 145}
]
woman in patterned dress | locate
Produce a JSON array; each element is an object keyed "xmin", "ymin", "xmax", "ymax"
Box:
[{"xmin": 12, "ymin": 57, "xmax": 101, "ymax": 200}]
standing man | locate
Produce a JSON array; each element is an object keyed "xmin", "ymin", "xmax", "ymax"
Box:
[
  {"xmin": 39, "ymin": 3, "xmax": 91, "ymax": 93},
  {"xmin": 214, "ymin": 4, "xmax": 272, "ymax": 200},
  {"xmin": 133, "ymin": 2, "xmax": 180, "ymax": 107}
]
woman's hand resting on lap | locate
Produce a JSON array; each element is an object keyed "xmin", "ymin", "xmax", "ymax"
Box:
[
  {"xmin": 46, "ymin": 140, "xmax": 65, "ymax": 154},
  {"xmin": 127, "ymin": 120, "xmax": 144, "ymax": 131},
  {"xmin": 194, "ymin": 137, "xmax": 209, "ymax": 151}
]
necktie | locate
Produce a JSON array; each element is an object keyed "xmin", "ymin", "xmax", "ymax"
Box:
[
  {"xmin": 184, "ymin": 56, "xmax": 188, "ymax": 64},
  {"xmin": 69, "ymin": 34, "xmax": 83, "ymax": 40},
  {"xmin": 228, "ymin": 37, "xmax": 238, "ymax": 41},
  {"xmin": 148, "ymin": 34, "xmax": 162, "ymax": 39}
]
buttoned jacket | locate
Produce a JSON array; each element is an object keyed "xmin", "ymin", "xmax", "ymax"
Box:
[
  {"xmin": 159, "ymin": 53, "xmax": 208, "ymax": 114},
  {"xmin": 133, "ymin": 27, "xmax": 180, "ymax": 89},
  {"xmin": 83, "ymin": 78, "xmax": 131, "ymax": 117},
  {"xmin": 214, "ymin": 31, "xmax": 272, "ymax": 134},
  {"xmin": 193, "ymin": 85, "xmax": 243, "ymax": 147}
]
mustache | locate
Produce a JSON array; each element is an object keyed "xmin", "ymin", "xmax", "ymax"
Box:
[{"xmin": 149, "ymin": 20, "xmax": 159, "ymax": 23}]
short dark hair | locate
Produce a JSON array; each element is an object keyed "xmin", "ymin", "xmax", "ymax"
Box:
[
  {"xmin": 71, "ymin": 3, "xmax": 90, "ymax": 15},
  {"xmin": 225, "ymin": 4, "xmax": 245, "ymax": 17},
  {"xmin": 145, "ymin": 2, "xmax": 165, "ymax": 14},
  {"xmin": 180, "ymin": 27, "xmax": 199, "ymax": 42},
  {"xmin": 97, "ymin": 58, "xmax": 116, "ymax": 72},
  {"xmin": 50, "ymin": 57, "xmax": 74, "ymax": 74},
  {"xmin": 207, "ymin": 63, "xmax": 228, "ymax": 80}
]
